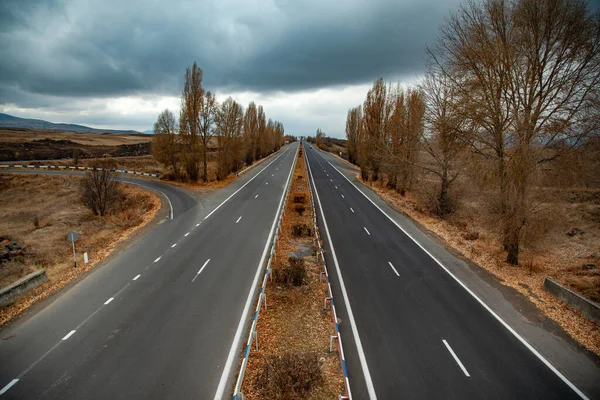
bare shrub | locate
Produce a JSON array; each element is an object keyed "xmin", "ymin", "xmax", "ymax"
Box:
[
  {"xmin": 80, "ymin": 160, "xmax": 121, "ymax": 216},
  {"xmin": 291, "ymin": 223, "xmax": 312, "ymax": 237},
  {"xmin": 294, "ymin": 204, "xmax": 306, "ymax": 216},
  {"xmin": 255, "ymin": 352, "xmax": 323, "ymax": 399},
  {"xmin": 293, "ymin": 193, "xmax": 306, "ymax": 203},
  {"xmin": 273, "ymin": 257, "xmax": 307, "ymax": 286}
]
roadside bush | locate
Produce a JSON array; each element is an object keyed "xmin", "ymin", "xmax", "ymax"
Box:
[
  {"xmin": 294, "ymin": 204, "xmax": 306, "ymax": 216},
  {"xmin": 273, "ymin": 257, "xmax": 307, "ymax": 286},
  {"xmin": 291, "ymin": 223, "xmax": 312, "ymax": 237},
  {"xmin": 80, "ymin": 160, "xmax": 121, "ymax": 216},
  {"xmin": 293, "ymin": 193, "xmax": 306, "ymax": 203},
  {"xmin": 255, "ymin": 352, "xmax": 323, "ymax": 399}
]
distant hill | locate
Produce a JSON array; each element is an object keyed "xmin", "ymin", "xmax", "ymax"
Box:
[
  {"xmin": 0, "ymin": 113, "xmax": 141, "ymax": 135},
  {"xmin": 143, "ymin": 129, "xmax": 154, "ymax": 134}
]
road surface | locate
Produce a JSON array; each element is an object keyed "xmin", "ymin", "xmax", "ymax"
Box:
[
  {"xmin": 303, "ymin": 142, "xmax": 597, "ymax": 400},
  {"xmin": 0, "ymin": 143, "xmax": 298, "ymax": 399}
]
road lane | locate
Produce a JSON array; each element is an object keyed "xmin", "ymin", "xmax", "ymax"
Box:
[
  {"xmin": 0, "ymin": 143, "xmax": 298, "ymax": 399},
  {"xmin": 304, "ymin": 142, "xmax": 587, "ymax": 400}
]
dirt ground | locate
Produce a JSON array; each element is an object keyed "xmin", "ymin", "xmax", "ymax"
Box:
[
  {"xmin": 240, "ymin": 147, "xmax": 344, "ymax": 399},
  {"xmin": 0, "ymin": 174, "xmax": 160, "ymax": 326},
  {"xmin": 0, "ymin": 128, "xmax": 150, "ymax": 146}
]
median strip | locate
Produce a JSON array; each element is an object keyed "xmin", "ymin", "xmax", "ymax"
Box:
[{"xmin": 235, "ymin": 143, "xmax": 346, "ymax": 399}]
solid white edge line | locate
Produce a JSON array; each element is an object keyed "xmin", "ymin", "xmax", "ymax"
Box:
[
  {"xmin": 204, "ymin": 147, "xmax": 288, "ymax": 221},
  {"xmin": 133, "ymin": 274, "xmax": 141, "ymax": 281},
  {"xmin": 320, "ymin": 149, "xmax": 589, "ymax": 400},
  {"xmin": 236, "ymin": 216, "xmax": 242, "ymax": 224},
  {"xmin": 104, "ymin": 297, "xmax": 114, "ymax": 305},
  {"xmin": 122, "ymin": 181, "xmax": 174, "ymax": 221},
  {"xmin": 305, "ymin": 144, "xmax": 377, "ymax": 399},
  {"xmin": 387, "ymin": 262, "xmax": 400, "ymax": 277},
  {"xmin": 443, "ymin": 340, "xmax": 470, "ymax": 377},
  {"xmin": 214, "ymin": 143, "xmax": 298, "ymax": 400},
  {"xmin": 0, "ymin": 379, "xmax": 19, "ymax": 395},
  {"xmin": 364, "ymin": 227, "xmax": 370, "ymax": 236},
  {"xmin": 62, "ymin": 330, "xmax": 76, "ymax": 341},
  {"xmin": 154, "ymin": 256, "xmax": 161, "ymax": 263}
]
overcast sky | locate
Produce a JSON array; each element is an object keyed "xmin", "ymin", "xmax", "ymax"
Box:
[{"xmin": 1, "ymin": 0, "xmax": 475, "ymax": 137}]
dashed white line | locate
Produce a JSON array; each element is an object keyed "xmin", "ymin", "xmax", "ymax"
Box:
[
  {"xmin": 0, "ymin": 379, "xmax": 19, "ymax": 395},
  {"xmin": 341, "ymin": 194, "xmax": 345, "ymax": 199},
  {"xmin": 272, "ymin": 174, "xmax": 274, "ymax": 176},
  {"xmin": 255, "ymin": 194, "xmax": 259, "ymax": 199},
  {"xmin": 364, "ymin": 227, "xmax": 371, "ymax": 235},
  {"xmin": 62, "ymin": 330, "xmax": 76, "ymax": 341},
  {"xmin": 330, "ymin": 179, "xmax": 332, "ymax": 182},
  {"xmin": 236, "ymin": 216, "xmax": 243, "ymax": 224},
  {"xmin": 335, "ymin": 186, "xmax": 338, "ymax": 189},
  {"xmin": 443, "ymin": 340, "xmax": 470, "ymax": 377},
  {"xmin": 154, "ymin": 256, "xmax": 161, "ymax": 263},
  {"xmin": 171, "ymin": 243, "xmax": 177, "ymax": 248},
  {"xmin": 196, "ymin": 223, "xmax": 200, "ymax": 227},
  {"xmin": 192, "ymin": 259, "xmax": 211, "ymax": 282},
  {"xmin": 104, "ymin": 297, "xmax": 114, "ymax": 305},
  {"xmin": 266, "ymin": 181, "xmax": 269, "ymax": 185},
  {"xmin": 184, "ymin": 232, "xmax": 190, "ymax": 237},
  {"xmin": 133, "ymin": 274, "xmax": 141, "ymax": 281},
  {"xmin": 350, "ymin": 207, "xmax": 355, "ymax": 213},
  {"xmin": 387, "ymin": 262, "xmax": 400, "ymax": 277}
]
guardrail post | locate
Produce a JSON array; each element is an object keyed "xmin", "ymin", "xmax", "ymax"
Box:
[
  {"xmin": 330, "ymin": 335, "xmax": 338, "ymax": 352},
  {"xmin": 261, "ymin": 293, "xmax": 267, "ymax": 310},
  {"xmin": 324, "ymin": 297, "xmax": 331, "ymax": 310},
  {"xmin": 252, "ymin": 331, "xmax": 258, "ymax": 351},
  {"xmin": 320, "ymin": 271, "xmax": 327, "ymax": 283}
]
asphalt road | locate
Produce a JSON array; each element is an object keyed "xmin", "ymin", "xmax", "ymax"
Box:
[
  {"xmin": 0, "ymin": 142, "xmax": 299, "ymax": 399},
  {"xmin": 303, "ymin": 142, "xmax": 592, "ymax": 400}
]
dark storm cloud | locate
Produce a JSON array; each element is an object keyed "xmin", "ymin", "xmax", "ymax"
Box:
[{"xmin": 0, "ymin": 0, "xmax": 461, "ymax": 104}]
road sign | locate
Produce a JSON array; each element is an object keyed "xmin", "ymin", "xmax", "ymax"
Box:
[{"xmin": 68, "ymin": 231, "xmax": 78, "ymax": 267}]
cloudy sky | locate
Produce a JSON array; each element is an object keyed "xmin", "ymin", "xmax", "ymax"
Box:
[{"xmin": 1, "ymin": 0, "xmax": 468, "ymax": 137}]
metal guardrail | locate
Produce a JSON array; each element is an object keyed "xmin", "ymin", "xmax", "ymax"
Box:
[
  {"xmin": 305, "ymin": 145, "xmax": 352, "ymax": 400},
  {"xmin": 0, "ymin": 164, "xmax": 161, "ymax": 178},
  {"xmin": 232, "ymin": 144, "xmax": 299, "ymax": 400}
]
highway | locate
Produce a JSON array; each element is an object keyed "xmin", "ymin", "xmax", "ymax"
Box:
[
  {"xmin": 303, "ymin": 142, "xmax": 597, "ymax": 400},
  {"xmin": 0, "ymin": 142, "xmax": 299, "ymax": 399}
]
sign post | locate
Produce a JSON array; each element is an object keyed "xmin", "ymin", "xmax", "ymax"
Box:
[{"xmin": 68, "ymin": 231, "xmax": 79, "ymax": 268}]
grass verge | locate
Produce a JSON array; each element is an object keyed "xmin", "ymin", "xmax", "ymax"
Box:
[{"xmin": 0, "ymin": 174, "xmax": 161, "ymax": 327}]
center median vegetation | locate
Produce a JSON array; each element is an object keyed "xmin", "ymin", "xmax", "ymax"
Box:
[{"xmin": 234, "ymin": 143, "xmax": 346, "ymax": 400}]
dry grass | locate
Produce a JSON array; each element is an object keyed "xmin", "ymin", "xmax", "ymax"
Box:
[
  {"xmin": 0, "ymin": 128, "xmax": 150, "ymax": 146},
  {"xmin": 0, "ymin": 174, "xmax": 160, "ymax": 326},
  {"xmin": 356, "ymin": 172, "xmax": 600, "ymax": 355},
  {"xmin": 240, "ymin": 149, "xmax": 344, "ymax": 399}
]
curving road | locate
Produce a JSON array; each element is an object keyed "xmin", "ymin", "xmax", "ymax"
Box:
[{"xmin": 0, "ymin": 143, "xmax": 299, "ymax": 399}]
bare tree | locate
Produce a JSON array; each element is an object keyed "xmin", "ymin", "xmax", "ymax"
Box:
[
  {"xmin": 81, "ymin": 160, "xmax": 121, "ymax": 216},
  {"xmin": 345, "ymin": 106, "xmax": 362, "ymax": 165},
  {"xmin": 216, "ymin": 97, "xmax": 244, "ymax": 180},
  {"xmin": 179, "ymin": 62, "xmax": 204, "ymax": 182},
  {"xmin": 315, "ymin": 129, "xmax": 325, "ymax": 149},
  {"xmin": 433, "ymin": 0, "xmax": 600, "ymax": 264},
  {"xmin": 152, "ymin": 109, "xmax": 180, "ymax": 180},
  {"xmin": 421, "ymin": 71, "xmax": 467, "ymax": 216},
  {"xmin": 243, "ymin": 102, "xmax": 259, "ymax": 164},
  {"xmin": 362, "ymin": 78, "xmax": 389, "ymax": 181},
  {"xmin": 199, "ymin": 91, "xmax": 216, "ymax": 183}
]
